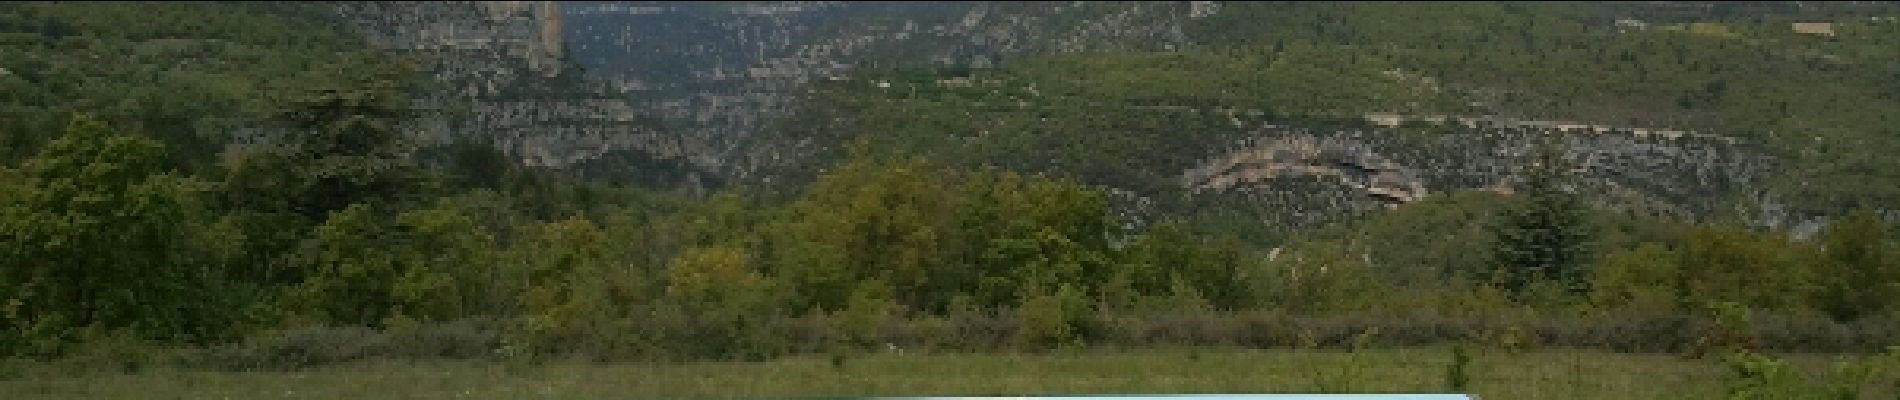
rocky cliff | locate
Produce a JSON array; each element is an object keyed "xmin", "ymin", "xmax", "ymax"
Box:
[
  {"xmin": 562, "ymin": 1, "xmax": 1207, "ymax": 177},
  {"xmin": 327, "ymin": 1, "xmax": 1890, "ymax": 234},
  {"xmin": 331, "ymin": 1, "xmax": 1201, "ymax": 187},
  {"xmin": 1183, "ymin": 116, "xmax": 1769, "ymax": 230},
  {"xmin": 332, "ymin": 1, "xmax": 719, "ymax": 190}
]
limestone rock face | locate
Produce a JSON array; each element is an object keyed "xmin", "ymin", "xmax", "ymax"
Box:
[
  {"xmin": 329, "ymin": 2, "xmax": 1789, "ymax": 232},
  {"xmin": 335, "ymin": 1, "xmax": 1202, "ymax": 188},
  {"xmin": 334, "ymin": 1, "xmax": 716, "ymax": 191},
  {"xmin": 1182, "ymin": 117, "xmax": 1769, "ymax": 230},
  {"xmin": 561, "ymin": 1, "xmax": 1202, "ymax": 176}
]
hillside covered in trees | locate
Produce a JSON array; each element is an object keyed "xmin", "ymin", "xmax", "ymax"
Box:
[{"xmin": 1, "ymin": 3, "xmax": 1899, "ymax": 396}]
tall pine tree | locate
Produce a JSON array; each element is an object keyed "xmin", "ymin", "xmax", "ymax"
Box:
[{"xmin": 1487, "ymin": 141, "xmax": 1593, "ymax": 299}]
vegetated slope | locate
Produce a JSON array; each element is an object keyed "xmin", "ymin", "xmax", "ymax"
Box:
[
  {"xmin": 1186, "ymin": 1, "xmax": 1900, "ymax": 220},
  {"xmin": 0, "ymin": 1, "xmax": 439, "ymax": 349},
  {"xmin": 332, "ymin": 0, "xmax": 1192, "ymax": 191},
  {"xmin": 748, "ymin": 1, "xmax": 1900, "ymax": 241},
  {"xmin": 7, "ymin": 2, "xmax": 1899, "ymax": 366},
  {"xmin": 324, "ymin": 1, "xmax": 1898, "ymax": 229},
  {"xmin": 0, "ymin": 1, "xmax": 702, "ymax": 353},
  {"xmin": 0, "ymin": 2, "xmax": 403, "ymax": 174},
  {"xmin": 561, "ymin": 1, "xmax": 1207, "ymax": 179},
  {"xmin": 331, "ymin": 1, "xmax": 722, "ymax": 191},
  {"xmin": 0, "ymin": 1, "xmax": 716, "ymax": 190}
]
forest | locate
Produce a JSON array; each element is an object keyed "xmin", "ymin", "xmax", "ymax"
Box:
[{"xmin": 2, "ymin": 1, "xmax": 1900, "ymax": 398}]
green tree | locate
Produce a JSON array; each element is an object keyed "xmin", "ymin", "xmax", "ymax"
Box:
[
  {"xmin": 1675, "ymin": 225, "xmax": 1811, "ymax": 311},
  {"xmin": 1811, "ymin": 210, "xmax": 1899, "ymax": 321},
  {"xmin": 969, "ymin": 170, "xmax": 1115, "ymax": 306},
  {"xmin": 1590, "ymin": 243, "xmax": 1680, "ymax": 313},
  {"xmin": 213, "ymin": 75, "xmax": 434, "ymax": 291},
  {"xmin": 1266, "ymin": 242, "xmax": 1387, "ymax": 313},
  {"xmin": 388, "ymin": 206, "xmax": 494, "ymax": 320},
  {"xmin": 1487, "ymin": 143, "xmax": 1594, "ymax": 299},
  {"xmin": 664, "ymin": 245, "xmax": 783, "ymax": 359},
  {"xmin": 769, "ymin": 155, "xmax": 949, "ymax": 311},
  {"xmin": 286, "ymin": 204, "xmax": 402, "ymax": 326},
  {"xmin": 834, "ymin": 280, "xmax": 895, "ymax": 348},
  {"xmin": 0, "ymin": 115, "xmax": 234, "ymax": 355},
  {"xmin": 770, "ymin": 154, "xmax": 971, "ymax": 312},
  {"xmin": 512, "ymin": 217, "xmax": 632, "ymax": 355},
  {"xmin": 1014, "ymin": 283, "xmax": 1090, "ymax": 351},
  {"xmin": 286, "ymin": 203, "xmax": 491, "ymax": 326},
  {"xmin": 1115, "ymin": 220, "xmax": 1250, "ymax": 310},
  {"xmin": 255, "ymin": 73, "xmax": 431, "ymax": 221}
]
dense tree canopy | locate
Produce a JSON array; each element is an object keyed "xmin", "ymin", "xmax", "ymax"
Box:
[{"xmin": 1, "ymin": 1, "xmax": 1897, "ymax": 363}]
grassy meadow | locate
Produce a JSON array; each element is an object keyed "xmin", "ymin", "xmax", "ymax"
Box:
[{"xmin": 3, "ymin": 347, "xmax": 1889, "ymax": 400}]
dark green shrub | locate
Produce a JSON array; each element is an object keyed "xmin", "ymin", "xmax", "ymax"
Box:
[
  {"xmin": 1723, "ymin": 350, "xmax": 1816, "ymax": 400},
  {"xmin": 947, "ymin": 306, "xmax": 1015, "ymax": 352},
  {"xmin": 1447, "ymin": 344, "xmax": 1471, "ymax": 392},
  {"xmin": 769, "ymin": 313, "xmax": 835, "ymax": 355},
  {"xmin": 385, "ymin": 318, "xmax": 501, "ymax": 359},
  {"xmin": 1014, "ymin": 290, "xmax": 1077, "ymax": 351},
  {"xmin": 0, "ymin": 358, "xmax": 22, "ymax": 381},
  {"xmin": 829, "ymin": 346, "xmax": 849, "ymax": 370},
  {"xmin": 195, "ymin": 326, "xmax": 384, "ymax": 371},
  {"xmin": 54, "ymin": 329, "xmax": 165, "ymax": 375},
  {"xmin": 1313, "ymin": 327, "xmax": 1380, "ymax": 393},
  {"xmin": 192, "ymin": 319, "xmax": 502, "ymax": 371}
]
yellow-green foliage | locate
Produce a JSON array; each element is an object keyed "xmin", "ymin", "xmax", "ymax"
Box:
[
  {"xmin": 658, "ymin": 245, "xmax": 786, "ymax": 360},
  {"xmin": 1676, "ymin": 225, "xmax": 1812, "ymax": 311},
  {"xmin": 287, "ymin": 204, "xmax": 493, "ymax": 327},
  {"xmin": 0, "ymin": 115, "xmax": 232, "ymax": 354},
  {"xmin": 387, "ymin": 207, "xmax": 492, "ymax": 321},
  {"xmin": 512, "ymin": 217, "xmax": 638, "ymax": 356},
  {"xmin": 1592, "ymin": 243, "xmax": 1682, "ymax": 313},
  {"xmin": 1014, "ymin": 284, "xmax": 1090, "ymax": 351},
  {"xmin": 763, "ymin": 154, "xmax": 1127, "ymax": 316},
  {"xmin": 834, "ymin": 281, "xmax": 894, "ymax": 348},
  {"xmin": 1723, "ymin": 346, "xmax": 1900, "ymax": 400},
  {"xmin": 1261, "ymin": 242, "xmax": 1390, "ymax": 314},
  {"xmin": 665, "ymin": 245, "xmax": 774, "ymax": 316},
  {"xmin": 1811, "ymin": 210, "xmax": 1900, "ymax": 321}
]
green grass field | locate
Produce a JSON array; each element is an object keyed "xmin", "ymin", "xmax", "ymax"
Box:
[{"xmin": 0, "ymin": 347, "xmax": 1884, "ymax": 399}]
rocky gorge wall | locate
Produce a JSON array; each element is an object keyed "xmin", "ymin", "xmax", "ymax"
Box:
[
  {"xmin": 1182, "ymin": 114, "xmax": 1773, "ymax": 230},
  {"xmin": 562, "ymin": 1, "xmax": 1209, "ymax": 177},
  {"xmin": 332, "ymin": 0, "xmax": 718, "ymax": 188},
  {"xmin": 324, "ymin": 1, "xmax": 1819, "ymax": 236}
]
